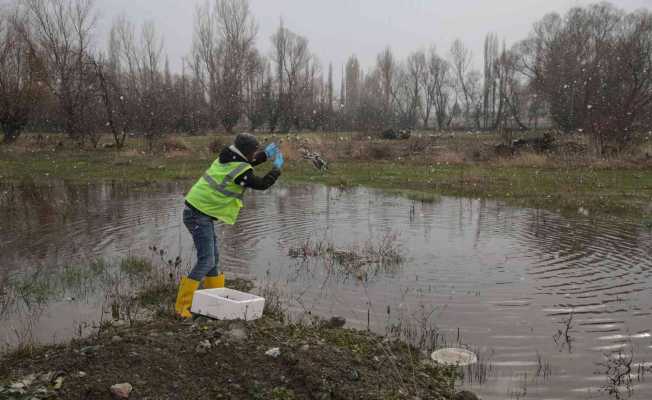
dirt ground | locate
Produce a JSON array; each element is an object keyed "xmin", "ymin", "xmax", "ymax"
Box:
[{"xmin": 0, "ymin": 311, "xmax": 476, "ymax": 400}]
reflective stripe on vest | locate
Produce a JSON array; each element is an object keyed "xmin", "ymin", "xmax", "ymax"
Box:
[
  {"xmin": 185, "ymin": 160, "xmax": 252, "ymax": 225},
  {"xmin": 202, "ymin": 162, "xmax": 250, "ymax": 200}
]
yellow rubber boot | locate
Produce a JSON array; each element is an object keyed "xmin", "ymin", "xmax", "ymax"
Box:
[
  {"xmin": 204, "ymin": 273, "xmax": 225, "ymax": 289},
  {"xmin": 175, "ymin": 277, "xmax": 200, "ymax": 318}
]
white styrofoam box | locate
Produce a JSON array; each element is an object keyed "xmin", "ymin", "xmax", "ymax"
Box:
[{"xmin": 191, "ymin": 288, "xmax": 265, "ymax": 321}]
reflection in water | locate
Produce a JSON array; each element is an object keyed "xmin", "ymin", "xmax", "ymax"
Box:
[{"xmin": 1, "ymin": 182, "xmax": 651, "ymax": 399}]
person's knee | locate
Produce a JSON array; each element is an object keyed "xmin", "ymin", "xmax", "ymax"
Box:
[{"xmin": 196, "ymin": 251, "xmax": 215, "ymax": 269}]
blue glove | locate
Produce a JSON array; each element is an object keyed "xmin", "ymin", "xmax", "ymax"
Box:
[
  {"xmin": 273, "ymin": 152, "xmax": 284, "ymax": 170},
  {"xmin": 264, "ymin": 143, "xmax": 279, "ymax": 159}
]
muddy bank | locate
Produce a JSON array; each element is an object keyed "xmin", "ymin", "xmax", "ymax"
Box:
[
  {"xmin": 0, "ymin": 312, "xmax": 476, "ymax": 400},
  {"xmin": 1, "ymin": 275, "xmax": 475, "ymax": 400}
]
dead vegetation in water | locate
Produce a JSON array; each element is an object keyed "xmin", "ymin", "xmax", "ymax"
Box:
[
  {"xmin": 288, "ymin": 232, "xmax": 404, "ymax": 273},
  {"xmin": 597, "ymin": 347, "xmax": 636, "ymax": 399},
  {"xmin": 596, "ymin": 346, "xmax": 652, "ymax": 400}
]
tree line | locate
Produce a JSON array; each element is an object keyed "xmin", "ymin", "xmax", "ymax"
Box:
[{"xmin": 1, "ymin": 0, "xmax": 651, "ymax": 153}]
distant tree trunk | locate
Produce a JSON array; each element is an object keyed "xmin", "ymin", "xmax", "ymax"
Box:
[{"xmin": 1, "ymin": 123, "xmax": 22, "ymax": 144}]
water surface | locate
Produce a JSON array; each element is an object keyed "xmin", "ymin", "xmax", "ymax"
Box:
[{"xmin": 1, "ymin": 182, "xmax": 651, "ymax": 399}]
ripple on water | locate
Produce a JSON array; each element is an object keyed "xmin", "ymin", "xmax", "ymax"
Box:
[{"xmin": 2, "ymin": 183, "xmax": 652, "ymax": 399}]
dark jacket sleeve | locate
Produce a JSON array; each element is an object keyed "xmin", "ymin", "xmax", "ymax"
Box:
[
  {"xmin": 234, "ymin": 168, "xmax": 281, "ymax": 191},
  {"xmin": 250, "ymin": 151, "xmax": 267, "ymax": 167}
]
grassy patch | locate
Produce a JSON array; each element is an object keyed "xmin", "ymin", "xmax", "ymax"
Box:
[
  {"xmin": 2, "ymin": 132, "xmax": 651, "ymax": 217},
  {"xmin": 643, "ymin": 218, "xmax": 652, "ymax": 229},
  {"xmin": 284, "ymin": 160, "xmax": 652, "ymax": 217},
  {"xmin": 119, "ymin": 257, "xmax": 153, "ymax": 277}
]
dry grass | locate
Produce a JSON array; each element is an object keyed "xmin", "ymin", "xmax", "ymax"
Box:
[
  {"xmin": 430, "ymin": 149, "xmax": 466, "ymax": 164},
  {"xmin": 9, "ymin": 130, "xmax": 650, "ymax": 168},
  {"xmin": 494, "ymin": 153, "xmax": 551, "ymax": 168},
  {"xmin": 161, "ymin": 136, "xmax": 190, "ymax": 154},
  {"xmin": 207, "ymin": 136, "xmax": 230, "ymax": 155},
  {"xmin": 271, "ymin": 131, "xmax": 652, "ymax": 180}
]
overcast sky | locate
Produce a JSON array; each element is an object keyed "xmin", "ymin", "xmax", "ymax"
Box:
[{"xmin": 95, "ymin": 0, "xmax": 652, "ymax": 79}]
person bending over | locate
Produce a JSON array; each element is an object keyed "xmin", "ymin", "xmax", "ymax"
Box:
[{"xmin": 175, "ymin": 132, "xmax": 284, "ymax": 318}]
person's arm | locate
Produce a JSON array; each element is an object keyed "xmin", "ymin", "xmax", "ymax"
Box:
[
  {"xmin": 234, "ymin": 168, "xmax": 280, "ymax": 190},
  {"xmin": 250, "ymin": 151, "xmax": 267, "ymax": 167}
]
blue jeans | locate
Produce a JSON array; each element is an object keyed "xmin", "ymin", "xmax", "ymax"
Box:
[{"xmin": 183, "ymin": 205, "xmax": 220, "ymax": 281}]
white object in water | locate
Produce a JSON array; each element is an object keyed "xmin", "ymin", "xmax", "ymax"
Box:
[
  {"xmin": 191, "ymin": 288, "xmax": 265, "ymax": 321},
  {"xmin": 430, "ymin": 348, "xmax": 478, "ymax": 366}
]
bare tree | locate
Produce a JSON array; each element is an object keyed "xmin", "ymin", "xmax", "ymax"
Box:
[
  {"xmin": 193, "ymin": 0, "xmax": 257, "ymax": 134},
  {"xmin": 0, "ymin": 5, "xmax": 44, "ymax": 143},
  {"xmin": 24, "ymin": 0, "xmax": 98, "ymax": 144},
  {"xmin": 418, "ymin": 46, "xmax": 440, "ymax": 129},
  {"xmin": 482, "ymin": 33, "xmax": 499, "ymax": 129},
  {"xmin": 376, "ymin": 46, "xmax": 395, "ymax": 126},
  {"xmin": 406, "ymin": 50, "xmax": 425, "ymax": 129},
  {"xmin": 392, "ymin": 62, "xmax": 419, "ymax": 129},
  {"xmin": 109, "ymin": 15, "xmax": 167, "ymax": 151},
  {"xmin": 450, "ymin": 39, "xmax": 472, "ymax": 125},
  {"xmin": 271, "ymin": 20, "xmax": 310, "ymax": 132},
  {"xmin": 494, "ymin": 43, "xmax": 529, "ymax": 134},
  {"xmin": 243, "ymin": 48, "xmax": 270, "ymax": 130},
  {"xmin": 326, "ymin": 62, "xmax": 333, "ymax": 129},
  {"xmin": 215, "ymin": 0, "xmax": 256, "ymax": 133},
  {"xmin": 90, "ymin": 18, "xmax": 134, "ymax": 149},
  {"xmin": 344, "ymin": 54, "xmax": 361, "ymax": 129},
  {"xmin": 358, "ymin": 68, "xmax": 384, "ymax": 131},
  {"xmin": 428, "ymin": 51, "xmax": 453, "ymax": 130},
  {"xmin": 521, "ymin": 3, "xmax": 652, "ymax": 153}
]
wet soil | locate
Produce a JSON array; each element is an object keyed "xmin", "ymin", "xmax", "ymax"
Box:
[{"xmin": 0, "ymin": 313, "xmax": 463, "ymax": 400}]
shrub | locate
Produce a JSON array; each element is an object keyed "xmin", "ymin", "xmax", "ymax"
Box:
[
  {"xmin": 368, "ymin": 143, "xmax": 394, "ymax": 159},
  {"xmin": 162, "ymin": 136, "xmax": 190, "ymax": 153}
]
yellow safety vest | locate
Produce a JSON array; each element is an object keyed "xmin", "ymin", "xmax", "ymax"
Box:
[{"xmin": 185, "ymin": 161, "xmax": 253, "ymax": 225}]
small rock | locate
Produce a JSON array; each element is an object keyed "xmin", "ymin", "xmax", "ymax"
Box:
[
  {"xmin": 148, "ymin": 332, "xmax": 159, "ymax": 337},
  {"xmin": 195, "ymin": 340, "xmax": 212, "ymax": 354},
  {"xmin": 164, "ymin": 331, "xmax": 174, "ymax": 337},
  {"xmin": 454, "ymin": 391, "xmax": 481, "ymax": 400},
  {"xmin": 264, "ymin": 319, "xmax": 283, "ymax": 329},
  {"xmin": 10, "ymin": 382, "xmax": 26, "ymax": 390},
  {"xmin": 323, "ymin": 316, "xmax": 346, "ymax": 329},
  {"xmin": 265, "ymin": 347, "xmax": 281, "ymax": 358},
  {"xmin": 300, "ymin": 344, "xmax": 310, "ymax": 352},
  {"xmin": 39, "ymin": 372, "xmax": 54, "ymax": 383},
  {"xmin": 112, "ymin": 336, "xmax": 122, "ymax": 343},
  {"xmin": 350, "ymin": 369, "xmax": 360, "ymax": 381},
  {"xmin": 80, "ymin": 345, "xmax": 101, "ymax": 354},
  {"xmin": 76, "ymin": 371, "xmax": 87, "ymax": 378},
  {"xmin": 283, "ymin": 353, "xmax": 299, "ymax": 366},
  {"xmin": 20, "ymin": 374, "xmax": 36, "ymax": 387},
  {"xmin": 110, "ymin": 383, "xmax": 133, "ymax": 399},
  {"xmin": 226, "ymin": 328, "xmax": 247, "ymax": 341},
  {"xmin": 53, "ymin": 376, "xmax": 64, "ymax": 390}
]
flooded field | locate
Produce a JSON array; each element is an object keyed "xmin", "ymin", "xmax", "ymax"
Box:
[{"xmin": 1, "ymin": 181, "xmax": 651, "ymax": 399}]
